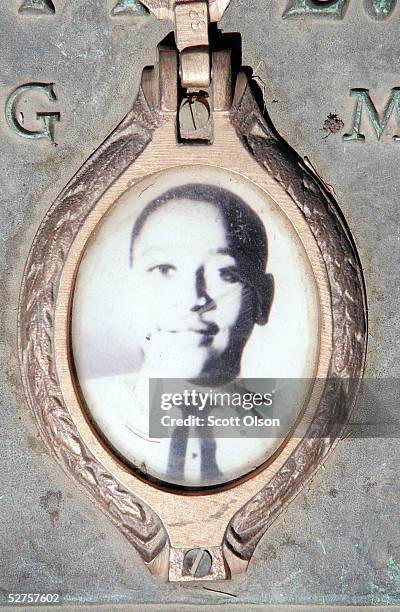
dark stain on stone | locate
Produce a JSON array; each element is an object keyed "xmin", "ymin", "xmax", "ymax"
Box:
[
  {"xmin": 365, "ymin": 478, "xmax": 377, "ymax": 493},
  {"xmin": 323, "ymin": 113, "xmax": 344, "ymax": 137},
  {"xmin": 281, "ymin": 535, "xmax": 303, "ymax": 548},
  {"xmin": 40, "ymin": 490, "xmax": 62, "ymax": 525},
  {"xmin": 264, "ymin": 544, "xmax": 277, "ymax": 559},
  {"xmin": 329, "ymin": 487, "xmax": 339, "ymax": 498},
  {"xmin": 337, "ymin": 462, "xmax": 347, "ymax": 479},
  {"xmin": 27, "ymin": 435, "xmax": 44, "ymax": 453}
]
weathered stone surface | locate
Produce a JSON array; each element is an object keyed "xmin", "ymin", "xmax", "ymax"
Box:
[{"xmin": 0, "ymin": 0, "xmax": 399, "ymax": 606}]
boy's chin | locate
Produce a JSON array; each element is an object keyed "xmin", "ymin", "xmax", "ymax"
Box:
[{"xmin": 141, "ymin": 343, "xmax": 210, "ymax": 379}]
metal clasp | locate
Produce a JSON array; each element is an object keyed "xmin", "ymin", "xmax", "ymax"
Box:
[
  {"xmin": 140, "ymin": 0, "xmax": 232, "ymax": 88},
  {"xmin": 140, "ymin": 0, "xmax": 234, "ymax": 141},
  {"xmin": 175, "ymin": 1, "xmax": 210, "ymax": 88}
]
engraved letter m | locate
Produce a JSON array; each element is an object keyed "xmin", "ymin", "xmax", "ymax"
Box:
[{"xmin": 344, "ymin": 88, "xmax": 400, "ymax": 142}]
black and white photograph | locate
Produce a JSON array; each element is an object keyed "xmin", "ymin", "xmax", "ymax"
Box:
[{"xmin": 72, "ymin": 166, "xmax": 321, "ymax": 487}]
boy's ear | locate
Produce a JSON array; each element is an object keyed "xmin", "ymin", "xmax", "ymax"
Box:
[{"xmin": 255, "ymin": 273, "xmax": 274, "ymax": 325}]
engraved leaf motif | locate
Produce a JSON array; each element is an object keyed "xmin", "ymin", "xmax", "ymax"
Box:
[
  {"xmin": 226, "ymin": 77, "xmax": 366, "ymax": 561},
  {"xmin": 19, "ymin": 88, "xmax": 167, "ymax": 563}
]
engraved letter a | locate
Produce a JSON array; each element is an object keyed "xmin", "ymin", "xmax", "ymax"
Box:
[{"xmin": 344, "ymin": 89, "xmax": 400, "ymax": 142}]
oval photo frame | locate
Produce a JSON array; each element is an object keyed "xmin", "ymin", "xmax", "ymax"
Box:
[{"xmin": 18, "ymin": 72, "xmax": 367, "ymax": 580}]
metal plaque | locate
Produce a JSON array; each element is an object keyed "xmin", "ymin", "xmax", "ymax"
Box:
[{"xmin": 1, "ymin": 0, "xmax": 398, "ymax": 607}]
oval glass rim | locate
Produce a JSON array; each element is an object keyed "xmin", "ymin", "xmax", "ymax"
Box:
[
  {"xmin": 67, "ymin": 163, "xmax": 332, "ymax": 493},
  {"xmin": 55, "ymin": 160, "xmax": 334, "ymax": 505}
]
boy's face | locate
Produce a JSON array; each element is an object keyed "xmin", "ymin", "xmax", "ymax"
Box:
[{"xmin": 131, "ymin": 198, "xmax": 248, "ymax": 378}]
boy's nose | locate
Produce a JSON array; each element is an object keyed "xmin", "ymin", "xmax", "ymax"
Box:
[{"xmin": 191, "ymin": 266, "xmax": 216, "ymax": 314}]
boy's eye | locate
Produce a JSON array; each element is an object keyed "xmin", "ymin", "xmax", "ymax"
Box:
[
  {"xmin": 219, "ymin": 267, "xmax": 240, "ymax": 284},
  {"xmin": 148, "ymin": 264, "xmax": 176, "ymax": 277}
]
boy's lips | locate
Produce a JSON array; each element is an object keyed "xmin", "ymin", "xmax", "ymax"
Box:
[
  {"xmin": 156, "ymin": 323, "xmax": 220, "ymax": 336},
  {"xmin": 192, "ymin": 322, "xmax": 220, "ymax": 336}
]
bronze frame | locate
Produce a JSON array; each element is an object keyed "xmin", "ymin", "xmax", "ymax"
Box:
[{"xmin": 18, "ymin": 52, "xmax": 367, "ymax": 581}]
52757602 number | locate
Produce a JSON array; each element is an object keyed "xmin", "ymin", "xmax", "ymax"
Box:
[{"xmin": 8, "ymin": 593, "xmax": 60, "ymax": 604}]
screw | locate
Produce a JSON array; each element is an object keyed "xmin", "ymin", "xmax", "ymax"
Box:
[
  {"xmin": 183, "ymin": 548, "xmax": 212, "ymax": 578},
  {"xmin": 179, "ymin": 96, "xmax": 210, "ymax": 132}
]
